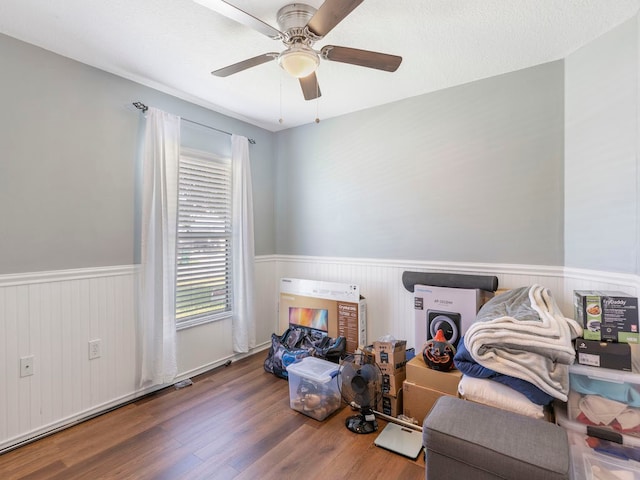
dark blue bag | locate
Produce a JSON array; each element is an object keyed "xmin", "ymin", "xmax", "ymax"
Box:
[{"xmin": 264, "ymin": 327, "xmax": 346, "ymax": 379}]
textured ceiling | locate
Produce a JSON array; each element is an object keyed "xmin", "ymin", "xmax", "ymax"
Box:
[{"xmin": 0, "ymin": 0, "xmax": 638, "ymax": 131}]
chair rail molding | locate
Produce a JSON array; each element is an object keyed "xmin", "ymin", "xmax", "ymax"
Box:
[{"xmin": 0, "ymin": 264, "xmax": 138, "ymax": 287}]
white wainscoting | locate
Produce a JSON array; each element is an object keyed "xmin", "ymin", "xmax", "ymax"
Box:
[
  {"xmin": 1, "ymin": 256, "xmax": 637, "ymax": 452},
  {"xmin": 0, "ymin": 260, "xmax": 278, "ymax": 453},
  {"xmin": 0, "ymin": 266, "xmax": 139, "ymax": 452},
  {"xmin": 273, "ymin": 256, "xmax": 640, "ymax": 349}
]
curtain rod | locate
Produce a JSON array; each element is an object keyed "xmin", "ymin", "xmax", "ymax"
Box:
[{"xmin": 132, "ymin": 102, "xmax": 256, "ymax": 145}]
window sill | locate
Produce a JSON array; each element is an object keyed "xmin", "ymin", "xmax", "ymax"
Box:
[{"xmin": 176, "ymin": 312, "xmax": 232, "ymax": 331}]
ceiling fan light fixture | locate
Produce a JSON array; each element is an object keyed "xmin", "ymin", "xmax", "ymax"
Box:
[{"xmin": 278, "ymin": 45, "xmax": 319, "ymax": 78}]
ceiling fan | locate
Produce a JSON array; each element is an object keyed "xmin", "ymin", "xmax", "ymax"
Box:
[{"xmin": 195, "ymin": 0, "xmax": 402, "ymax": 100}]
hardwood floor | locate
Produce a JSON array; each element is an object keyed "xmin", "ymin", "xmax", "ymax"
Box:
[{"xmin": 0, "ymin": 353, "xmax": 425, "ymax": 479}]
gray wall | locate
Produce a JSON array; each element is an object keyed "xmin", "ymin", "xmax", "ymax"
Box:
[
  {"xmin": 564, "ymin": 16, "xmax": 639, "ymax": 275},
  {"xmin": 275, "ymin": 61, "xmax": 565, "ymax": 265},
  {"xmin": 0, "ymin": 34, "xmax": 277, "ymax": 275},
  {"xmin": 3, "ymin": 13, "xmax": 638, "ymax": 276}
]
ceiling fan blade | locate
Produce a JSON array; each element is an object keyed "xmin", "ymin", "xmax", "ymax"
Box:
[
  {"xmin": 321, "ymin": 45, "xmax": 402, "ymax": 72},
  {"xmin": 299, "ymin": 73, "xmax": 321, "ymax": 100},
  {"xmin": 212, "ymin": 53, "xmax": 278, "ymax": 77},
  {"xmin": 194, "ymin": 0, "xmax": 283, "ymax": 40},
  {"xmin": 306, "ymin": 0, "xmax": 364, "ymax": 37}
]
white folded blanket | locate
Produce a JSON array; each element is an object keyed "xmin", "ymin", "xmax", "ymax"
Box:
[
  {"xmin": 579, "ymin": 395, "xmax": 640, "ymax": 430},
  {"xmin": 465, "ymin": 285, "xmax": 582, "ymax": 401},
  {"xmin": 458, "ymin": 375, "xmax": 545, "ymax": 419}
]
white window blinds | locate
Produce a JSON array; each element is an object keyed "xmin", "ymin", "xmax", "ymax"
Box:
[{"xmin": 176, "ymin": 149, "xmax": 232, "ymax": 329}]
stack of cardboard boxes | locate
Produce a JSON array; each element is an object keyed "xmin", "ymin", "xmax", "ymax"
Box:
[
  {"xmin": 373, "ymin": 340, "xmax": 407, "ymax": 417},
  {"xmin": 403, "ymin": 283, "xmax": 493, "ymax": 425},
  {"xmin": 370, "ymin": 336, "xmax": 465, "ymax": 425},
  {"xmin": 402, "ymin": 354, "xmax": 462, "ymax": 426}
]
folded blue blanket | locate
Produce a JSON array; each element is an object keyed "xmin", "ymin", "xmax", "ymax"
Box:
[{"xmin": 454, "ymin": 337, "xmax": 555, "ymax": 406}]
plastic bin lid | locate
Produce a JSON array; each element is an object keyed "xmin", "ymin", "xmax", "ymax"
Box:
[
  {"xmin": 286, "ymin": 356, "xmax": 338, "ymax": 383},
  {"xmin": 569, "ymin": 363, "xmax": 640, "ymax": 384}
]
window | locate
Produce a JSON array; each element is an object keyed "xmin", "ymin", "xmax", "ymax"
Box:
[{"xmin": 175, "ymin": 148, "xmax": 232, "ymax": 329}]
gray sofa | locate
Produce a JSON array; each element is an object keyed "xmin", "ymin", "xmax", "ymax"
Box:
[{"xmin": 423, "ymin": 396, "xmax": 571, "ymax": 479}]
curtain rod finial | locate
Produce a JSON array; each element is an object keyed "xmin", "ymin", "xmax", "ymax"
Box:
[{"xmin": 133, "ymin": 102, "xmax": 148, "ymax": 113}]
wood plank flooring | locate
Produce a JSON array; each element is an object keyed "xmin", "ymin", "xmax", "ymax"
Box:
[{"xmin": 0, "ymin": 353, "xmax": 425, "ymax": 479}]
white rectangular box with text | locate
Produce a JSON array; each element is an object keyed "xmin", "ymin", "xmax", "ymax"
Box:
[{"xmin": 414, "ymin": 284, "xmax": 492, "ymax": 350}]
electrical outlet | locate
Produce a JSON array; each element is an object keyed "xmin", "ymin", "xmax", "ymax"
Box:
[
  {"xmin": 89, "ymin": 339, "xmax": 101, "ymax": 360},
  {"xmin": 20, "ymin": 356, "xmax": 34, "ymax": 377}
]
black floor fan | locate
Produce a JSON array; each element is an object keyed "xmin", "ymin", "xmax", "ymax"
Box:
[{"xmin": 337, "ymin": 353, "xmax": 383, "ymax": 434}]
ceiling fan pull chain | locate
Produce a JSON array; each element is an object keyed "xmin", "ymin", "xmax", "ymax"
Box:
[
  {"xmin": 315, "ymin": 76, "xmax": 320, "ymax": 123},
  {"xmin": 279, "ymin": 69, "xmax": 284, "ymax": 125}
]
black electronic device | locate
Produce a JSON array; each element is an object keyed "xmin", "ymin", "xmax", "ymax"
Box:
[
  {"xmin": 338, "ymin": 353, "xmax": 382, "ymax": 434},
  {"xmin": 427, "ymin": 309, "xmax": 461, "ymax": 348},
  {"xmin": 402, "ymin": 271, "xmax": 499, "ymax": 293}
]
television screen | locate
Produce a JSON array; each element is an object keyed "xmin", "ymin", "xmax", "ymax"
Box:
[{"xmin": 288, "ymin": 307, "xmax": 329, "ymax": 333}]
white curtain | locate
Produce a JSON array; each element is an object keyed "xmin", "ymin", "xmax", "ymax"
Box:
[
  {"xmin": 139, "ymin": 107, "xmax": 180, "ymax": 387},
  {"xmin": 231, "ymin": 135, "xmax": 256, "ymax": 352}
]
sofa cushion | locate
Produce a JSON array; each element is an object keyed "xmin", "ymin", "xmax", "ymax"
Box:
[{"xmin": 423, "ymin": 396, "xmax": 570, "ymax": 480}]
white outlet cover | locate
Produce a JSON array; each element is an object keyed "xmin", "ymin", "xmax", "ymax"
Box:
[
  {"xmin": 89, "ymin": 339, "xmax": 101, "ymax": 359},
  {"xmin": 20, "ymin": 356, "xmax": 34, "ymax": 377}
]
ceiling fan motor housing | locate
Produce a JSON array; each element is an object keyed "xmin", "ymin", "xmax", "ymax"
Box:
[
  {"xmin": 276, "ymin": 4, "xmax": 321, "ymax": 78},
  {"xmin": 277, "ymin": 3, "xmax": 321, "ymax": 45}
]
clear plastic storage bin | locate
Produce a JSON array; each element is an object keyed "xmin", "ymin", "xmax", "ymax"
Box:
[
  {"xmin": 557, "ymin": 403, "xmax": 640, "ymax": 479},
  {"xmin": 565, "ymin": 429, "xmax": 640, "ymax": 479},
  {"xmin": 286, "ymin": 356, "xmax": 342, "ymax": 421},
  {"xmin": 568, "ymin": 364, "xmax": 640, "ymax": 439}
]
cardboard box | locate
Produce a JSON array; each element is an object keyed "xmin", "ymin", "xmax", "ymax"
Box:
[
  {"xmin": 381, "ymin": 369, "xmax": 406, "ymax": 396},
  {"xmin": 373, "ymin": 340, "xmax": 407, "ymax": 374},
  {"xmin": 378, "ymin": 389, "xmax": 403, "ymax": 417},
  {"xmin": 402, "ymin": 381, "xmax": 456, "ymax": 426},
  {"xmin": 414, "ymin": 284, "xmax": 493, "ymax": 349},
  {"xmin": 279, "ymin": 278, "xmax": 367, "ymax": 353},
  {"xmin": 362, "ymin": 345, "xmax": 376, "ymax": 364},
  {"xmin": 405, "ymin": 355, "xmax": 462, "ymax": 394},
  {"xmin": 575, "ymin": 338, "xmax": 633, "ymax": 371},
  {"xmin": 574, "ymin": 291, "xmax": 639, "ymax": 343}
]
